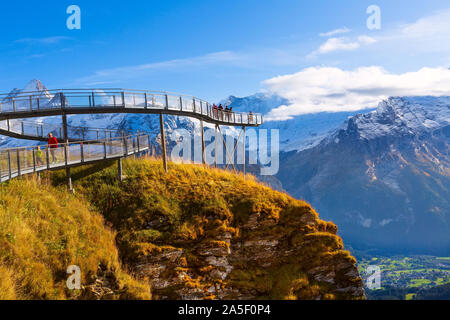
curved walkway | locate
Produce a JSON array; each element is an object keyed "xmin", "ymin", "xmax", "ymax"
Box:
[
  {"xmin": 0, "ymin": 133, "xmax": 150, "ymax": 183},
  {"xmin": 0, "ymin": 119, "xmax": 121, "ymax": 142},
  {"xmin": 0, "ymin": 88, "xmax": 263, "ymax": 185},
  {"xmin": 0, "ymin": 89, "xmax": 263, "ymax": 127}
]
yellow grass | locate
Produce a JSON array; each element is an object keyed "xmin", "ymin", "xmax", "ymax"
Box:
[{"xmin": 0, "ymin": 177, "xmax": 150, "ymax": 300}]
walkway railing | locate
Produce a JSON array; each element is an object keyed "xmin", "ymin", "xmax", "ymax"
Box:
[
  {"xmin": 0, "ymin": 89, "xmax": 263, "ymax": 126},
  {"xmin": 0, "ymin": 133, "xmax": 150, "ymax": 183},
  {"xmin": 0, "ymin": 119, "xmax": 122, "ymax": 141}
]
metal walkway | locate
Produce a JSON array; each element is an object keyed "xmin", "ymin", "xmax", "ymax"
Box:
[
  {"xmin": 0, "ymin": 89, "xmax": 263, "ymax": 126},
  {"xmin": 0, "ymin": 119, "xmax": 121, "ymax": 142},
  {"xmin": 0, "ymin": 88, "xmax": 263, "ymax": 187},
  {"xmin": 0, "ymin": 134, "xmax": 150, "ymax": 183}
]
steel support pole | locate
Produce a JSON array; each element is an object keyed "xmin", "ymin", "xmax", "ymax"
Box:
[
  {"xmin": 200, "ymin": 120, "xmax": 206, "ymax": 165},
  {"xmin": 215, "ymin": 124, "xmax": 218, "ymax": 168},
  {"xmin": 243, "ymin": 126, "xmax": 246, "ymax": 178},
  {"xmin": 62, "ymin": 104, "xmax": 72, "ymax": 191},
  {"xmin": 118, "ymin": 158, "xmax": 123, "ymax": 182},
  {"xmin": 160, "ymin": 114, "xmax": 168, "ymax": 172},
  {"xmin": 7, "ymin": 150, "xmax": 11, "ymax": 179}
]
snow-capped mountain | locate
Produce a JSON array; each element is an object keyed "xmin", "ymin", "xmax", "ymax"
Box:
[
  {"xmin": 223, "ymin": 93, "xmax": 366, "ymax": 151},
  {"xmin": 277, "ymin": 96, "xmax": 450, "ymax": 254},
  {"xmin": 331, "ymin": 96, "xmax": 450, "ymax": 141}
]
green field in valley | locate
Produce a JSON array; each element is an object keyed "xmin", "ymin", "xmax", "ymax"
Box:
[{"xmin": 357, "ymin": 255, "xmax": 450, "ymax": 300}]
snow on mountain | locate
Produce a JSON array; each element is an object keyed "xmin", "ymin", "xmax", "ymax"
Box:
[
  {"xmin": 326, "ymin": 96, "xmax": 450, "ymax": 144},
  {"xmin": 277, "ymin": 95, "xmax": 450, "ymax": 254},
  {"xmin": 224, "ymin": 93, "xmax": 367, "ymax": 151}
]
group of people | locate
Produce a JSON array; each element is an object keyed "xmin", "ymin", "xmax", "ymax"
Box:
[
  {"xmin": 34, "ymin": 133, "xmax": 60, "ymax": 166},
  {"xmin": 212, "ymin": 104, "xmax": 234, "ymax": 121}
]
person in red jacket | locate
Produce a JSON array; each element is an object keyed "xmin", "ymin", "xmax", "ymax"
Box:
[{"xmin": 48, "ymin": 133, "xmax": 59, "ymax": 163}]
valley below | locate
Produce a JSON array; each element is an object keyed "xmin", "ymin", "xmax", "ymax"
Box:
[{"xmin": 357, "ymin": 254, "xmax": 450, "ymax": 300}]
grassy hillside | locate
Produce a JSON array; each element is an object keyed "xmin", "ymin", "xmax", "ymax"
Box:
[
  {"xmin": 48, "ymin": 158, "xmax": 364, "ymax": 300},
  {"xmin": 0, "ymin": 178, "xmax": 150, "ymax": 300}
]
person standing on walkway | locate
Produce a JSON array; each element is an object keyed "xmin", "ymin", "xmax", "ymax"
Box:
[
  {"xmin": 35, "ymin": 146, "xmax": 44, "ymax": 166},
  {"xmin": 48, "ymin": 133, "xmax": 59, "ymax": 163}
]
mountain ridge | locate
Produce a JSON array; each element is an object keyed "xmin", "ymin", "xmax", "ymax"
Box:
[{"xmin": 277, "ymin": 95, "xmax": 450, "ymax": 254}]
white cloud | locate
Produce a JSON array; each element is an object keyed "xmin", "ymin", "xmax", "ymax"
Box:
[
  {"xmin": 310, "ymin": 9, "xmax": 450, "ymax": 59},
  {"xmin": 310, "ymin": 36, "xmax": 376, "ymax": 57},
  {"xmin": 319, "ymin": 27, "xmax": 351, "ymax": 37},
  {"xmin": 15, "ymin": 36, "xmax": 72, "ymax": 45},
  {"xmin": 76, "ymin": 48, "xmax": 311, "ymax": 85},
  {"xmin": 77, "ymin": 51, "xmax": 245, "ymax": 84},
  {"xmin": 263, "ymin": 66, "xmax": 450, "ymax": 121}
]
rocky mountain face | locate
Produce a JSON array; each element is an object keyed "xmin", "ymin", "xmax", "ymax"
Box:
[
  {"xmin": 72, "ymin": 159, "xmax": 365, "ymax": 300},
  {"xmin": 277, "ymin": 96, "xmax": 450, "ymax": 255},
  {"xmin": 133, "ymin": 206, "xmax": 364, "ymax": 300}
]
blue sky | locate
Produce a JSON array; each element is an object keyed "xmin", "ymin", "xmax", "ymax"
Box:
[{"xmin": 1, "ymin": 0, "xmax": 450, "ymax": 117}]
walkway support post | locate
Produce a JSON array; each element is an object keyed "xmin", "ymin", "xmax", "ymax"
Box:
[
  {"xmin": 118, "ymin": 158, "xmax": 123, "ymax": 182},
  {"xmin": 243, "ymin": 126, "xmax": 246, "ymax": 178},
  {"xmin": 159, "ymin": 114, "xmax": 168, "ymax": 173},
  {"xmin": 215, "ymin": 124, "xmax": 218, "ymax": 168},
  {"xmin": 200, "ymin": 120, "xmax": 206, "ymax": 165},
  {"xmin": 61, "ymin": 94, "xmax": 73, "ymax": 192}
]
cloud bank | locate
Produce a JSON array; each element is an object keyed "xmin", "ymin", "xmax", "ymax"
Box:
[
  {"xmin": 319, "ymin": 27, "xmax": 351, "ymax": 37},
  {"xmin": 263, "ymin": 66, "xmax": 450, "ymax": 121},
  {"xmin": 310, "ymin": 36, "xmax": 376, "ymax": 56}
]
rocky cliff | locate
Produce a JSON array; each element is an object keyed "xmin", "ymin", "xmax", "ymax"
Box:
[{"xmin": 60, "ymin": 158, "xmax": 365, "ymax": 300}]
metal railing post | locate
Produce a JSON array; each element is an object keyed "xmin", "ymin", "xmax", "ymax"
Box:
[
  {"xmin": 103, "ymin": 140, "xmax": 107, "ymax": 159},
  {"xmin": 180, "ymin": 96, "xmax": 183, "ymax": 111},
  {"xmin": 148, "ymin": 134, "xmax": 152, "ymax": 155},
  {"xmin": 137, "ymin": 131, "xmax": 140, "ymax": 152},
  {"xmin": 60, "ymin": 92, "xmax": 65, "ymax": 109},
  {"xmin": 165, "ymin": 94, "xmax": 169, "ymax": 110},
  {"xmin": 123, "ymin": 134, "xmax": 128, "ymax": 156},
  {"xmin": 29, "ymin": 96, "xmax": 33, "ymax": 111},
  {"xmin": 80, "ymin": 142, "xmax": 85, "ymax": 163},
  {"xmin": 7, "ymin": 150, "xmax": 12, "ymax": 179},
  {"xmin": 144, "ymin": 93, "xmax": 148, "ymax": 109},
  {"xmin": 92, "ymin": 92, "xmax": 96, "ymax": 107},
  {"xmin": 12, "ymin": 98, "xmax": 15, "ymax": 112},
  {"xmin": 64, "ymin": 143, "xmax": 69, "ymax": 166},
  {"xmin": 46, "ymin": 147, "xmax": 50, "ymax": 169},
  {"xmin": 16, "ymin": 149, "xmax": 21, "ymax": 176},
  {"xmin": 32, "ymin": 147, "xmax": 36, "ymax": 172},
  {"xmin": 121, "ymin": 91, "xmax": 126, "ymax": 107}
]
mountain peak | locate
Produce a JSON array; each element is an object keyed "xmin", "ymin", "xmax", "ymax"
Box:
[
  {"xmin": 338, "ymin": 96, "xmax": 450, "ymax": 141},
  {"xmin": 23, "ymin": 79, "xmax": 47, "ymax": 92}
]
